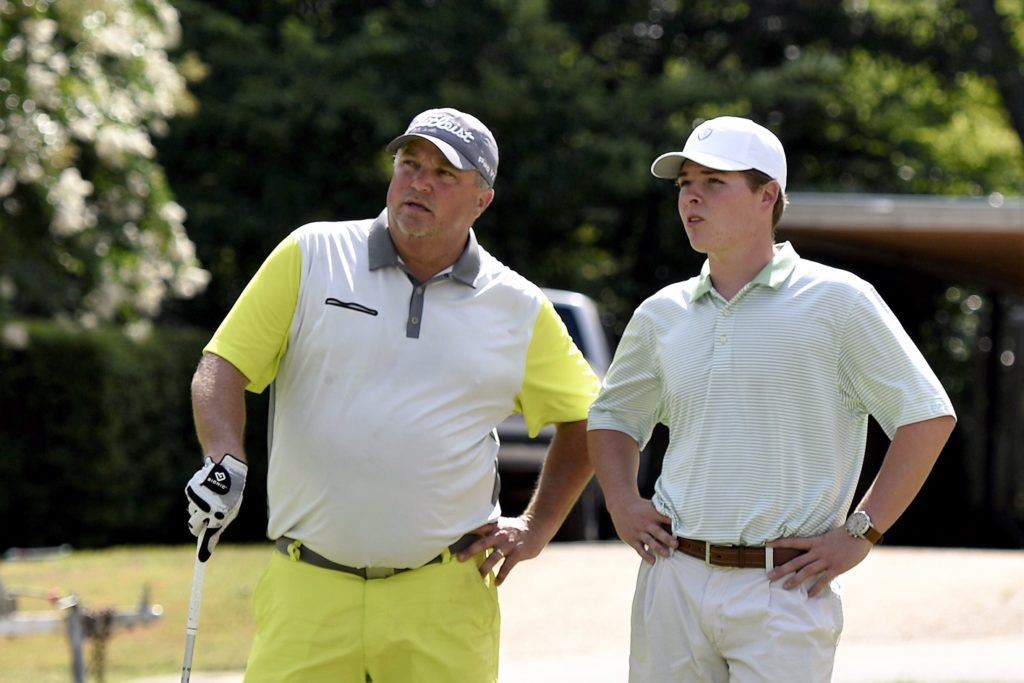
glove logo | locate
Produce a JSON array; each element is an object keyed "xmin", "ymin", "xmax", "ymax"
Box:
[{"xmin": 202, "ymin": 464, "xmax": 231, "ymax": 495}]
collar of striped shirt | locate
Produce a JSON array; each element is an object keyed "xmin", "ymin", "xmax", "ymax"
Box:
[{"xmin": 692, "ymin": 241, "xmax": 800, "ymax": 301}]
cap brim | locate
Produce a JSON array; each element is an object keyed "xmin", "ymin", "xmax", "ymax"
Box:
[
  {"xmin": 650, "ymin": 153, "xmax": 684, "ymax": 179},
  {"xmin": 386, "ymin": 133, "xmax": 474, "ymax": 171},
  {"xmin": 650, "ymin": 150, "xmax": 753, "ymax": 179}
]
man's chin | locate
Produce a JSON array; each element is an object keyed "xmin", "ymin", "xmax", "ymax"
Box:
[
  {"xmin": 393, "ymin": 219, "xmax": 434, "ymax": 239},
  {"xmin": 385, "ymin": 215, "xmax": 430, "ymax": 239},
  {"xmin": 684, "ymin": 234, "xmax": 709, "ymax": 254}
]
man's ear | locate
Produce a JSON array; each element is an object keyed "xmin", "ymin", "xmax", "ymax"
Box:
[
  {"xmin": 476, "ymin": 188, "xmax": 495, "ymax": 216},
  {"xmin": 761, "ymin": 181, "xmax": 780, "ymax": 209}
]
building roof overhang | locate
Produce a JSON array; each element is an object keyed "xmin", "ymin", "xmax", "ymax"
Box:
[{"xmin": 779, "ymin": 193, "xmax": 1024, "ymax": 292}]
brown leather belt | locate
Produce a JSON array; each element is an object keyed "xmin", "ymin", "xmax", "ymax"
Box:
[
  {"xmin": 275, "ymin": 533, "xmax": 478, "ymax": 580},
  {"xmin": 660, "ymin": 523, "xmax": 804, "ymax": 569},
  {"xmin": 674, "ymin": 537, "xmax": 803, "ymax": 568}
]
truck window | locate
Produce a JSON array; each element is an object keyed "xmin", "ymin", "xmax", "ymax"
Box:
[{"xmin": 553, "ymin": 304, "xmax": 588, "ymax": 359}]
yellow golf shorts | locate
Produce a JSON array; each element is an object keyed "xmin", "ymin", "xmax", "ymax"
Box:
[{"xmin": 244, "ymin": 547, "xmax": 499, "ymax": 683}]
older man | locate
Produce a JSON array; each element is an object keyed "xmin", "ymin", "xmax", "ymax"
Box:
[{"xmin": 185, "ymin": 108, "xmax": 599, "ymax": 682}]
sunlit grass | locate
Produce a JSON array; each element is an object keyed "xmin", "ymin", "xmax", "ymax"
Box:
[{"xmin": 0, "ymin": 544, "xmax": 269, "ymax": 682}]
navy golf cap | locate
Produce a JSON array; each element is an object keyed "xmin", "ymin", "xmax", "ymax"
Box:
[{"xmin": 387, "ymin": 108, "xmax": 499, "ymax": 187}]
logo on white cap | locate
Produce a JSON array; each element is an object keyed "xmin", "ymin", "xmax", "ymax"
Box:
[{"xmin": 697, "ymin": 127, "xmax": 713, "ymax": 141}]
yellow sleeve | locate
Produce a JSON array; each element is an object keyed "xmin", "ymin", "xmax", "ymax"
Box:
[
  {"xmin": 515, "ymin": 297, "xmax": 601, "ymax": 437},
  {"xmin": 204, "ymin": 235, "xmax": 301, "ymax": 393}
]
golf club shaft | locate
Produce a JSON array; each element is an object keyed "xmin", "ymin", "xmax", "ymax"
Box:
[{"xmin": 181, "ymin": 534, "xmax": 209, "ymax": 683}]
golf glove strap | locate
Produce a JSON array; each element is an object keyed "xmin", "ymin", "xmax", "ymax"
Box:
[{"xmin": 186, "ymin": 454, "xmax": 247, "ymax": 557}]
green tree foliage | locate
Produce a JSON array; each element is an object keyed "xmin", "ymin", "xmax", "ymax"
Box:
[
  {"xmin": 0, "ymin": 320, "xmax": 271, "ymax": 548},
  {"xmin": 160, "ymin": 0, "xmax": 1023, "ymax": 331},
  {"xmin": 552, "ymin": 0, "xmax": 1024, "ymax": 195},
  {"xmin": 0, "ymin": 0, "xmax": 208, "ymax": 336},
  {"xmin": 160, "ymin": 0, "xmax": 652, "ymax": 324},
  {"xmin": 863, "ymin": 0, "xmax": 1024, "ymax": 150}
]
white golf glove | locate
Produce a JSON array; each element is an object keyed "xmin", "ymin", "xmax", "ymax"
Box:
[{"xmin": 185, "ymin": 454, "xmax": 247, "ymax": 560}]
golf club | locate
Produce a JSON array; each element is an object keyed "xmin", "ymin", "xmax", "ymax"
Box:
[{"xmin": 181, "ymin": 527, "xmax": 215, "ymax": 683}]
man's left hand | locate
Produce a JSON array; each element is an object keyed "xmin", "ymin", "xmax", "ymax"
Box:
[
  {"xmin": 767, "ymin": 526, "xmax": 873, "ymax": 597},
  {"xmin": 457, "ymin": 516, "xmax": 546, "ymax": 586}
]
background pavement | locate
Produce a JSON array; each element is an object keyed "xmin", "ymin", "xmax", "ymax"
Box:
[
  {"xmin": 497, "ymin": 543, "xmax": 1024, "ymax": 682},
  {"xmin": 140, "ymin": 543, "xmax": 1024, "ymax": 682}
]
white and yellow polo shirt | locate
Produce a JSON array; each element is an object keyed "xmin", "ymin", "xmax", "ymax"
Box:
[{"xmin": 206, "ymin": 210, "xmax": 599, "ymax": 568}]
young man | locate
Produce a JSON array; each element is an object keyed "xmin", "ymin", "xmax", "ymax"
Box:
[
  {"xmin": 587, "ymin": 116, "xmax": 956, "ymax": 682},
  {"xmin": 184, "ymin": 108, "xmax": 600, "ymax": 682}
]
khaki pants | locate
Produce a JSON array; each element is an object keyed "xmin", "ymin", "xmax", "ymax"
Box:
[{"xmin": 629, "ymin": 552, "xmax": 843, "ymax": 682}]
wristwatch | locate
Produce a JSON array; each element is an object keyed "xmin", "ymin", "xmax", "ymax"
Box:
[{"xmin": 845, "ymin": 510, "xmax": 883, "ymax": 544}]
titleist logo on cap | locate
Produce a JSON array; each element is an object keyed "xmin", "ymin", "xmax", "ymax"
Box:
[
  {"xmin": 409, "ymin": 112, "xmax": 476, "ymax": 143},
  {"xmin": 387, "ymin": 107, "xmax": 500, "ymax": 186}
]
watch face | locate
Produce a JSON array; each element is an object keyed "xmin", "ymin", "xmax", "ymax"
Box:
[{"xmin": 847, "ymin": 512, "xmax": 869, "ymax": 537}]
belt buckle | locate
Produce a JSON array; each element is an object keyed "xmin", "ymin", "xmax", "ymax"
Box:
[
  {"xmin": 704, "ymin": 541, "xmax": 711, "ymax": 566},
  {"xmin": 364, "ymin": 566, "xmax": 396, "ymax": 580}
]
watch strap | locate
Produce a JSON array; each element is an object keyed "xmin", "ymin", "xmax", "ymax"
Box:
[{"xmin": 848, "ymin": 510, "xmax": 883, "ymax": 544}]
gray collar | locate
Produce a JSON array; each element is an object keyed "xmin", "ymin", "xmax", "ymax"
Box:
[{"xmin": 368, "ymin": 209, "xmax": 481, "ymax": 287}]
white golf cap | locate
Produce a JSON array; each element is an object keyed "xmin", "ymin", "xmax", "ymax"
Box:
[{"xmin": 651, "ymin": 116, "xmax": 787, "ymax": 193}]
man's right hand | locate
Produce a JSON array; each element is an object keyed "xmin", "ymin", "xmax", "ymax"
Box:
[
  {"xmin": 185, "ymin": 454, "xmax": 247, "ymax": 559},
  {"xmin": 607, "ymin": 496, "xmax": 677, "ymax": 565}
]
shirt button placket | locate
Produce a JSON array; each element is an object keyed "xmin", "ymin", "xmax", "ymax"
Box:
[
  {"xmin": 714, "ymin": 306, "xmax": 735, "ymax": 359},
  {"xmin": 407, "ymin": 283, "xmax": 426, "ymax": 339},
  {"xmin": 697, "ymin": 300, "xmax": 732, "ymax": 449}
]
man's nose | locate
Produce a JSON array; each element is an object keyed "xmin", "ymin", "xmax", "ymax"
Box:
[{"xmin": 410, "ymin": 167, "xmax": 432, "ymax": 191}]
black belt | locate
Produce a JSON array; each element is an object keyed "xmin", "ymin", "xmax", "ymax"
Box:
[{"xmin": 275, "ymin": 534, "xmax": 479, "ymax": 580}]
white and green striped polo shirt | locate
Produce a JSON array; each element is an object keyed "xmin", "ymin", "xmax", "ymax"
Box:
[
  {"xmin": 588, "ymin": 242, "xmax": 955, "ymax": 545},
  {"xmin": 206, "ymin": 210, "xmax": 599, "ymax": 568}
]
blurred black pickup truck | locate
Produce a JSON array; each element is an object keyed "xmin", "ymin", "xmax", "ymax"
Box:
[{"xmin": 495, "ymin": 288, "xmax": 613, "ymax": 541}]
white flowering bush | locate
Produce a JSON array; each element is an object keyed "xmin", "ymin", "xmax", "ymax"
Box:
[{"xmin": 0, "ymin": 0, "xmax": 208, "ymax": 332}]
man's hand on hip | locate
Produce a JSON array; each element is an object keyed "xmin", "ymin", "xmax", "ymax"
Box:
[
  {"xmin": 457, "ymin": 516, "xmax": 547, "ymax": 586},
  {"xmin": 768, "ymin": 526, "xmax": 872, "ymax": 597},
  {"xmin": 607, "ymin": 496, "xmax": 677, "ymax": 565},
  {"xmin": 185, "ymin": 453, "xmax": 247, "ymax": 554}
]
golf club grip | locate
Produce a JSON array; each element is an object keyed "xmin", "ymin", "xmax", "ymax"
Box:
[
  {"xmin": 197, "ymin": 525, "xmax": 217, "ymax": 562},
  {"xmin": 181, "ymin": 534, "xmax": 210, "ymax": 682}
]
